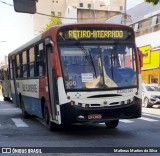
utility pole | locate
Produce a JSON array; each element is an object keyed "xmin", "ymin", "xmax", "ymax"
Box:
[
  {"xmin": 124, "ymin": 0, "xmax": 126, "ymax": 25},
  {"xmin": 121, "ymin": 0, "xmax": 132, "ymax": 25},
  {"xmin": 92, "ymin": 0, "xmax": 96, "ymax": 22}
]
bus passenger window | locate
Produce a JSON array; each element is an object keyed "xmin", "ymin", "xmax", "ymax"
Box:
[
  {"xmin": 16, "ymin": 54, "xmax": 22, "ymax": 78},
  {"xmin": 22, "ymin": 51, "xmax": 28, "ymax": 77},
  {"xmin": 29, "ymin": 47, "xmax": 35, "ymax": 77},
  {"xmin": 35, "ymin": 43, "xmax": 45, "ymax": 76},
  {"xmin": 9, "ymin": 59, "xmax": 13, "ymax": 79}
]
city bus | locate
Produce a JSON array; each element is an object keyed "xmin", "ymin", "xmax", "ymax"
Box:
[{"xmin": 8, "ymin": 23, "xmax": 142, "ymax": 131}]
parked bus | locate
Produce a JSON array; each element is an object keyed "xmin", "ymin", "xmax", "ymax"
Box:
[
  {"xmin": 0, "ymin": 64, "xmax": 12, "ymax": 101},
  {"xmin": 8, "ymin": 23, "xmax": 142, "ymax": 130}
]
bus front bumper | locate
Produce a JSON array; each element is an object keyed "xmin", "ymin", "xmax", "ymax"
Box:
[{"xmin": 60, "ymin": 97, "xmax": 142, "ymax": 124}]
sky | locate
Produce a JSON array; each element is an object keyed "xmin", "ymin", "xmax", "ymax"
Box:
[
  {"xmin": 127, "ymin": 0, "xmax": 144, "ymax": 9},
  {"xmin": 0, "ymin": 0, "xmax": 144, "ymax": 62},
  {"xmin": 0, "ymin": 0, "xmax": 33, "ymax": 62}
]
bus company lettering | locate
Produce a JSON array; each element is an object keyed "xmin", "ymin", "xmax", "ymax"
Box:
[
  {"xmin": 22, "ymin": 84, "xmax": 37, "ymax": 93},
  {"xmin": 117, "ymin": 89, "xmax": 133, "ymax": 94},
  {"xmin": 68, "ymin": 30, "xmax": 124, "ymax": 39}
]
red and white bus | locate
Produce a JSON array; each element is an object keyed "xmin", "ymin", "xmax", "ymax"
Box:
[{"xmin": 8, "ymin": 23, "xmax": 142, "ymax": 130}]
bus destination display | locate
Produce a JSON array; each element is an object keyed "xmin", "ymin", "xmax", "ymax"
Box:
[{"xmin": 58, "ymin": 29, "xmax": 131, "ymax": 40}]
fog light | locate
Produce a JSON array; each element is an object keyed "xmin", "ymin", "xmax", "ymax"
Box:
[{"xmin": 67, "ymin": 96, "xmax": 70, "ymax": 100}]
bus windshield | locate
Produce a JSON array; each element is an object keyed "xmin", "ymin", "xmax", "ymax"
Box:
[{"xmin": 59, "ymin": 43, "xmax": 137, "ymax": 90}]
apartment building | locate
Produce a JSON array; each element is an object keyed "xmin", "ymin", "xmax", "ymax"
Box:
[
  {"xmin": 33, "ymin": 0, "xmax": 125, "ymax": 36},
  {"xmin": 107, "ymin": 2, "xmax": 160, "ymax": 85}
]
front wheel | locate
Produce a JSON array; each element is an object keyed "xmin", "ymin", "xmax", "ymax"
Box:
[
  {"xmin": 44, "ymin": 103, "xmax": 59, "ymax": 131},
  {"xmin": 105, "ymin": 119, "xmax": 119, "ymax": 128}
]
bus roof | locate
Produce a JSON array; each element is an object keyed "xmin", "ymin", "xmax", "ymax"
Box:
[{"xmin": 8, "ymin": 23, "xmax": 134, "ymax": 57}]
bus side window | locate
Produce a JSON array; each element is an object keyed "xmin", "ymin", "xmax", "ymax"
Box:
[
  {"xmin": 9, "ymin": 59, "xmax": 13, "ymax": 79},
  {"xmin": 16, "ymin": 54, "xmax": 22, "ymax": 78},
  {"xmin": 22, "ymin": 51, "xmax": 28, "ymax": 78},
  {"xmin": 29, "ymin": 47, "xmax": 35, "ymax": 77},
  {"xmin": 35, "ymin": 43, "xmax": 45, "ymax": 76}
]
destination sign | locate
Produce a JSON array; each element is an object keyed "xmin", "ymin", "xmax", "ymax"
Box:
[{"xmin": 58, "ymin": 28, "xmax": 131, "ymax": 41}]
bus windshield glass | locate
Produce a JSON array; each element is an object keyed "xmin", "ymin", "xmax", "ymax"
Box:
[{"xmin": 59, "ymin": 43, "xmax": 137, "ymax": 90}]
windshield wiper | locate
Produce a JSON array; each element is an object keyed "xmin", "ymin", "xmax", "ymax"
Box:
[{"xmin": 76, "ymin": 42, "xmax": 97, "ymax": 78}]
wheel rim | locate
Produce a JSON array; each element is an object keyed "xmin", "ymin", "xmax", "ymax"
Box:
[{"xmin": 144, "ymin": 98, "xmax": 149, "ymax": 107}]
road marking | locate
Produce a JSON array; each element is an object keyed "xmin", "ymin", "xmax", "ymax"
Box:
[
  {"xmin": 11, "ymin": 118, "xmax": 29, "ymax": 127},
  {"xmin": 120, "ymin": 119, "xmax": 134, "ymax": 123},
  {"xmin": 143, "ymin": 113, "xmax": 160, "ymax": 119},
  {"xmin": 139, "ymin": 117, "xmax": 158, "ymax": 122}
]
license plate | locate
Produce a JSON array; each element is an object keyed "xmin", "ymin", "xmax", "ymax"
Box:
[{"xmin": 88, "ymin": 114, "xmax": 102, "ymax": 119}]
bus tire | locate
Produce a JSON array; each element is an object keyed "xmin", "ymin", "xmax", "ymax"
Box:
[
  {"xmin": 44, "ymin": 104, "xmax": 58, "ymax": 131},
  {"xmin": 21, "ymin": 98, "xmax": 30, "ymax": 119},
  {"xmin": 105, "ymin": 119, "xmax": 119, "ymax": 128}
]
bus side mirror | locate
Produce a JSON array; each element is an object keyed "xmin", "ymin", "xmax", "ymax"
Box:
[
  {"xmin": 13, "ymin": 0, "xmax": 37, "ymax": 14},
  {"xmin": 45, "ymin": 38, "xmax": 53, "ymax": 53}
]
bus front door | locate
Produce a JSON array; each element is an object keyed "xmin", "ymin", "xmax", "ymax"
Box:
[{"xmin": 46, "ymin": 46, "xmax": 60, "ymax": 124}]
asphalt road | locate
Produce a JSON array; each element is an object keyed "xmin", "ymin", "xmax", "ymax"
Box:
[{"xmin": 0, "ymin": 95, "xmax": 160, "ymax": 156}]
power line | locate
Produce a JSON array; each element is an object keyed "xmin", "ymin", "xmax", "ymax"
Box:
[
  {"xmin": 36, "ymin": 12, "xmax": 111, "ymax": 20},
  {"xmin": 0, "ymin": 0, "xmax": 13, "ymax": 6},
  {"xmin": 0, "ymin": 0, "xmax": 120, "ymax": 20}
]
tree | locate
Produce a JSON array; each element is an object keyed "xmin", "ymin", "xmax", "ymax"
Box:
[
  {"xmin": 145, "ymin": 0, "xmax": 160, "ymax": 5},
  {"xmin": 41, "ymin": 16, "xmax": 62, "ymax": 32}
]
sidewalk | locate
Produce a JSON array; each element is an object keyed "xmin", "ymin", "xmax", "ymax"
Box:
[{"xmin": 0, "ymin": 94, "xmax": 17, "ymax": 109}]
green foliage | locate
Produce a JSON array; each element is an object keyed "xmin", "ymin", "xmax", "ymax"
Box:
[
  {"xmin": 40, "ymin": 16, "xmax": 62, "ymax": 33},
  {"xmin": 145, "ymin": 0, "xmax": 160, "ymax": 5}
]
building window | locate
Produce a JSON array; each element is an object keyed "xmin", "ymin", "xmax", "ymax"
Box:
[
  {"xmin": 79, "ymin": 3, "xmax": 83, "ymax": 7},
  {"xmin": 120, "ymin": 6, "xmax": 123, "ymax": 11},
  {"xmin": 134, "ymin": 23, "xmax": 139, "ymax": 32},
  {"xmin": 88, "ymin": 3, "xmax": 91, "ymax": 9},
  {"xmin": 58, "ymin": 12, "xmax": 62, "ymax": 17},
  {"xmin": 151, "ymin": 16, "xmax": 158, "ymax": 26},
  {"xmin": 51, "ymin": 11, "xmax": 55, "ymax": 16}
]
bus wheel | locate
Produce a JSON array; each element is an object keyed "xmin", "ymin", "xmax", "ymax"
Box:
[
  {"xmin": 21, "ymin": 98, "xmax": 29, "ymax": 119},
  {"xmin": 44, "ymin": 105, "xmax": 57, "ymax": 131},
  {"xmin": 105, "ymin": 119, "xmax": 119, "ymax": 128}
]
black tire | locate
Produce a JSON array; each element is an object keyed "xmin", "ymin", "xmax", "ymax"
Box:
[
  {"xmin": 21, "ymin": 98, "xmax": 30, "ymax": 119},
  {"xmin": 44, "ymin": 103, "xmax": 58, "ymax": 131},
  {"xmin": 105, "ymin": 119, "xmax": 119, "ymax": 128}
]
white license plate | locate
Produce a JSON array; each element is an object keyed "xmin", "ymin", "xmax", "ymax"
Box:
[{"xmin": 88, "ymin": 114, "xmax": 102, "ymax": 119}]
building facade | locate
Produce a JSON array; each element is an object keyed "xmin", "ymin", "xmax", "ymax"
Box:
[
  {"xmin": 106, "ymin": 2, "xmax": 160, "ymax": 85},
  {"xmin": 32, "ymin": 0, "xmax": 125, "ymax": 36}
]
